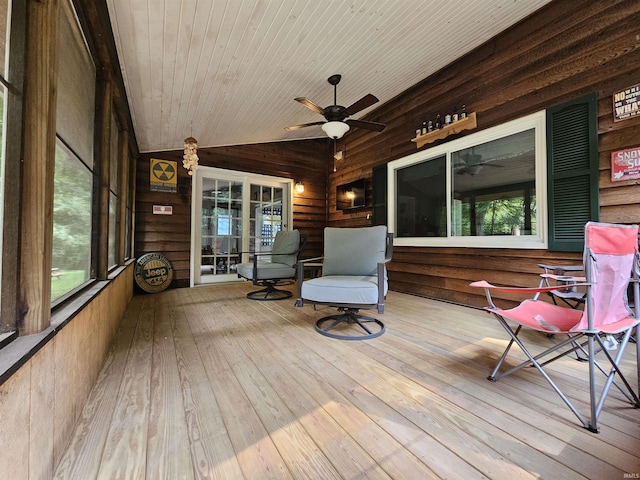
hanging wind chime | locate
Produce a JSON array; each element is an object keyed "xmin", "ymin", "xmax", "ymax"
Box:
[{"xmin": 182, "ymin": 136, "xmax": 199, "ymax": 175}]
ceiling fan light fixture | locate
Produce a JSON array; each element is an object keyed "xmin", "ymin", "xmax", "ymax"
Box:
[{"xmin": 322, "ymin": 121, "xmax": 350, "ymax": 139}]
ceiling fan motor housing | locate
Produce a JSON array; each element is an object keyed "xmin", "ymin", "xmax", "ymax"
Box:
[{"xmin": 324, "ymin": 104, "xmax": 347, "ymax": 121}]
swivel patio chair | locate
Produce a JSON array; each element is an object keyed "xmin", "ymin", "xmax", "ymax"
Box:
[
  {"xmin": 471, "ymin": 221, "xmax": 640, "ymax": 433},
  {"xmin": 295, "ymin": 226, "xmax": 393, "ymax": 340},
  {"xmin": 236, "ymin": 229, "xmax": 307, "ymax": 300}
]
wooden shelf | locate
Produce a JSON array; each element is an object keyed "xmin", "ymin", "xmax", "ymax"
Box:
[{"xmin": 411, "ymin": 112, "xmax": 477, "ymax": 148}]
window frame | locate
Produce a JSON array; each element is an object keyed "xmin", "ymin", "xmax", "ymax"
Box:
[
  {"xmin": 0, "ymin": 0, "xmax": 26, "ymax": 341},
  {"xmin": 388, "ymin": 111, "xmax": 548, "ymax": 249}
]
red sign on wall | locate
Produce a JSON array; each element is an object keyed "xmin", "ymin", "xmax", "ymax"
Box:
[{"xmin": 611, "ymin": 146, "xmax": 640, "ymax": 182}]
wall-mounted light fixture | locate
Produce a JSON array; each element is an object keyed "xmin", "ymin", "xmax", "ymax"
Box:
[
  {"xmin": 295, "ymin": 182, "xmax": 305, "ymax": 194},
  {"xmin": 182, "ymin": 136, "xmax": 199, "ymax": 175}
]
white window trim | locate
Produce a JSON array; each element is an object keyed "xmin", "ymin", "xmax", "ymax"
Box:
[{"xmin": 388, "ymin": 111, "xmax": 547, "ymax": 249}]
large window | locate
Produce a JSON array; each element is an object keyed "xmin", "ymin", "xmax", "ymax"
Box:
[
  {"xmin": 52, "ymin": 0, "xmax": 96, "ymax": 302},
  {"xmin": 451, "ymin": 130, "xmax": 536, "ymax": 237},
  {"xmin": 389, "ymin": 111, "xmax": 547, "ymax": 249}
]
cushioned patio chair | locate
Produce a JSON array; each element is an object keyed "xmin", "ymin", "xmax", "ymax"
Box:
[
  {"xmin": 236, "ymin": 229, "xmax": 307, "ymax": 300},
  {"xmin": 295, "ymin": 226, "xmax": 393, "ymax": 340},
  {"xmin": 471, "ymin": 221, "xmax": 640, "ymax": 433}
]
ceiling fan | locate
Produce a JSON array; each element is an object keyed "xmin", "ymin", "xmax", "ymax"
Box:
[
  {"xmin": 285, "ymin": 74, "xmax": 386, "ymax": 139},
  {"xmin": 454, "ymin": 148, "xmax": 503, "ymax": 176}
]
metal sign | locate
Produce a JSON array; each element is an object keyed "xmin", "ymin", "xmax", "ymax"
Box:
[
  {"xmin": 613, "ymin": 83, "xmax": 640, "ymax": 122},
  {"xmin": 611, "ymin": 146, "xmax": 640, "ymax": 182},
  {"xmin": 134, "ymin": 253, "xmax": 174, "ymax": 293},
  {"xmin": 150, "ymin": 159, "xmax": 177, "ymax": 192}
]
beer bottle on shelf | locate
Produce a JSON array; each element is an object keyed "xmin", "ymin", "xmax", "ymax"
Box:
[
  {"xmin": 427, "ymin": 120, "xmax": 433, "ymax": 132},
  {"xmin": 460, "ymin": 104, "xmax": 467, "ymax": 119},
  {"xmin": 435, "ymin": 114, "xmax": 442, "ymax": 129},
  {"xmin": 452, "ymin": 105, "xmax": 459, "ymax": 122},
  {"xmin": 421, "ymin": 121, "xmax": 428, "ymax": 135}
]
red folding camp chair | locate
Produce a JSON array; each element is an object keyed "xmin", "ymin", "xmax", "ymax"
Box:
[{"xmin": 471, "ymin": 222, "xmax": 640, "ymax": 432}]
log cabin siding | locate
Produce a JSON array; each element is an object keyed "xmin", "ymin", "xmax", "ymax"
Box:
[
  {"xmin": 136, "ymin": 139, "xmax": 329, "ymax": 286},
  {"xmin": 133, "ymin": 0, "xmax": 640, "ymax": 307},
  {"xmin": 328, "ymin": 0, "xmax": 640, "ymax": 308}
]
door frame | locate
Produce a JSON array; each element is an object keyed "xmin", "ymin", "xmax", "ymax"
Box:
[{"xmin": 189, "ymin": 166, "xmax": 294, "ymax": 287}]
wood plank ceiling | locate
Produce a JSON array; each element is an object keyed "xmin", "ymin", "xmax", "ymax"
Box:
[{"xmin": 105, "ymin": 0, "xmax": 551, "ymax": 152}]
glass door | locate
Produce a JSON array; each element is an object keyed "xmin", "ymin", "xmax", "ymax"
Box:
[
  {"xmin": 198, "ymin": 177, "xmax": 243, "ymax": 284},
  {"xmin": 192, "ymin": 167, "xmax": 291, "ymax": 285},
  {"xmin": 248, "ymin": 184, "xmax": 285, "ymax": 259}
]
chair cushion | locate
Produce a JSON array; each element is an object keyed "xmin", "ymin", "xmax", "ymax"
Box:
[
  {"xmin": 322, "ymin": 226, "xmax": 387, "ymax": 276},
  {"xmin": 236, "ymin": 261, "xmax": 295, "ymax": 280},
  {"xmin": 271, "ymin": 230, "xmax": 300, "ymax": 267},
  {"xmin": 301, "ymin": 275, "xmax": 387, "ymax": 305}
]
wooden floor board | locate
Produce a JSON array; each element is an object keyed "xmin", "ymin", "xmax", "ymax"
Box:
[
  {"xmin": 53, "ymin": 296, "xmax": 143, "ymax": 480},
  {"xmin": 54, "ymin": 283, "xmax": 640, "ymax": 479}
]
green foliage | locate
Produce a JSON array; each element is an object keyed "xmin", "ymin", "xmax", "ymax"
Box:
[
  {"xmin": 458, "ymin": 197, "xmax": 536, "ymax": 236},
  {"xmin": 52, "ymin": 145, "xmax": 93, "ymax": 274}
]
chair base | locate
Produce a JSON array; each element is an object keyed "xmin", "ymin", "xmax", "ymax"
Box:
[
  {"xmin": 246, "ymin": 281, "xmax": 293, "ymax": 301},
  {"xmin": 315, "ymin": 308, "xmax": 385, "ymax": 340}
]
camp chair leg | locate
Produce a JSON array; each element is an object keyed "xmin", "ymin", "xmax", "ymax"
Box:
[
  {"xmin": 489, "ymin": 316, "xmax": 590, "ymax": 429},
  {"xmin": 593, "ymin": 330, "xmax": 640, "ymax": 409}
]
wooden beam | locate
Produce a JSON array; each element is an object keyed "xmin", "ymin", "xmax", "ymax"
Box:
[
  {"xmin": 1, "ymin": 0, "xmax": 27, "ymax": 334},
  {"xmin": 118, "ymin": 130, "xmax": 129, "ymax": 264},
  {"xmin": 95, "ymin": 69, "xmax": 112, "ymax": 280},
  {"xmin": 19, "ymin": 0, "xmax": 60, "ymax": 334}
]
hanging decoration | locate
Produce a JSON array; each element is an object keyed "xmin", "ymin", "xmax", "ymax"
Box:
[{"xmin": 182, "ymin": 136, "xmax": 199, "ymax": 175}]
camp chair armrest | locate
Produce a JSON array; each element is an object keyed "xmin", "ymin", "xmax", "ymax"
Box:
[
  {"xmin": 470, "ymin": 280, "xmax": 590, "ymax": 293},
  {"xmin": 537, "ymin": 263, "xmax": 584, "ymax": 273},
  {"xmin": 470, "ymin": 280, "xmax": 591, "ymax": 310},
  {"xmin": 540, "ymin": 273, "xmax": 586, "ymax": 282}
]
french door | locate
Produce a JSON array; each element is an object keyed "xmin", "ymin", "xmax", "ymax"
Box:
[{"xmin": 192, "ymin": 167, "xmax": 293, "ymax": 285}]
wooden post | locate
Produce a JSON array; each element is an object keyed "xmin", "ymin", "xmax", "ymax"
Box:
[
  {"xmin": 19, "ymin": 0, "xmax": 59, "ymax": 334},
  {"xmin": 96, "ymin": 68, "xmax": 112, "ymax": 280},
  {"xmin": 118, "ymin": 129, "xmax": 129, "ymax": 264}
]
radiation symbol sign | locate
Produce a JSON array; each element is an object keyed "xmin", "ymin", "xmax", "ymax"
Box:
[{"xmin": 150, "ymin": 159, "xmax": 177, "ymax": 192}]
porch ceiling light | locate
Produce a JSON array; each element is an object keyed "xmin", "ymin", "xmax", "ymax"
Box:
[{"xmin": 322, "ymin": 121, "xmax": 350, "ymax": 139}]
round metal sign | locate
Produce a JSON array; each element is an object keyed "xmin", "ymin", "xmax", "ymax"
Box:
[{"xmin": 134, "ymin": 253, "xmax": 174, "ymax": 293}]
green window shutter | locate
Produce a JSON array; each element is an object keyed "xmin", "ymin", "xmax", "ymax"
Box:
[
  {"xmin": 372, "ymin": 164, "xmax": 387, "ymax": 226},
  {"xmin": 546, "ymin": 93, "xmax": 599, "ymax": 251}
]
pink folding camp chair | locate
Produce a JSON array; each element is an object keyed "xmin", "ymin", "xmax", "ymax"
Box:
[{"xmin": 471, "ymin": 222, "xmax": 640, "ymax": 433}]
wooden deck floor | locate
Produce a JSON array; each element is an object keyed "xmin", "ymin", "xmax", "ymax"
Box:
[{"xmin": 54, "ymin": 283, "xmax": 640, "ymax": 479}]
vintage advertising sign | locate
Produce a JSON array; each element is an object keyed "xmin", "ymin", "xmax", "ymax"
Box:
[
  {"xmin": 611, "ymin": 146, "xmax": 640, "ymax": 182},
  {"xmin": 134, "ymin": 253, "xmax": 174, "ymax": 293},
  {"xmin": 150, "ymin": 158, "xmax": 177, "ymax": 192},
  {"xmin": 613, "ymin": 83, "xmax": 640, "ymax": 122}
]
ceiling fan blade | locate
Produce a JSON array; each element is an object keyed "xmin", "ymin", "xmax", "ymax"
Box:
[
  {"xmin": 294, "ymin": 97, "xmax": 325, "ymax": 115},
  {"xmin": 344, "ymin": 94, "xmax": 379, "ymax": 115},
  {"xmin": 346, "ymin": 119, "xmax": 386, "ymax": 132},
  {"xmin": 284, "ymin": 121, "xmax": 325, "ymax": 131}
]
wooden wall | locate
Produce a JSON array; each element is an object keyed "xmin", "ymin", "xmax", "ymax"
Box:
[
  {"xmin": 134, "ymin": 0, "xmax": 640, "ymax": 307},
  {"xmin": 328, "ymin": 0, "xmax": 640, "ymax": 308},
  {"xmin": 136, "ymin": 139, "xmax": 330, "ymax": 286},
  {"xmin": 0, "ymin": 265, "xmax": 133, "ymax": 480}
]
